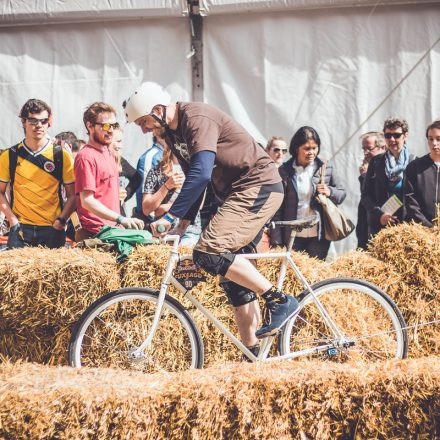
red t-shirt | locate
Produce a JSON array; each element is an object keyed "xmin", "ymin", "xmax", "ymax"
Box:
[{"xmin": 74, "ymin": 144, "xmax": 120, "ymax": 234}]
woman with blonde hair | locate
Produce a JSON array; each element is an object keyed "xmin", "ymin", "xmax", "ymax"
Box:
[{"xmin": 142, "ymin": 143, "xmax": 201, "ymax": 246}]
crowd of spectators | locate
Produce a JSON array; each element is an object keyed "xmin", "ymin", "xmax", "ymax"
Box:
[{"xmin": 0, "ymin": 97, "xmax": 439, "ymax": 257}]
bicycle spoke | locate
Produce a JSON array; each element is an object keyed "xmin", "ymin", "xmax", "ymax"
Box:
[
  {"xmin": 71, "ymin": 291, "xmax": 201, "ymax": 373},
  {"xmin": 280, "ymin": 279, "xmax": 407, "ymax": 361}
]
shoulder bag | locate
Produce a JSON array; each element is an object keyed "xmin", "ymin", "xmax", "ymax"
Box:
[{"xmin": 315, "ymin": 161, "xmax": 354, "ymax": 241}]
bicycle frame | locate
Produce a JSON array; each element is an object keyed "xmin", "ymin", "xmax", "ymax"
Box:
[{"xmin": 132, "ymin": 231, "xmax": 345, "ymax": 364}]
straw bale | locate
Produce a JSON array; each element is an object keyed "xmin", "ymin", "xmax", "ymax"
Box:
[
  {"xmin": 369, "ymin": 223, "xmax": 440, "ymax": 296},
  {"xmin": 0, "ymin": 358, "xmax": 439, "ymax": 439},
  {"xmin": 0, "ymin": 247, "xmax": 120, "ymax": 364},
  {"xmin": 367, "ymin": 224, "xmax": 440, "ymax": 357},
  {"xmin": 0, "ymin": 247, "xmax": 120, "ymax": 327}
]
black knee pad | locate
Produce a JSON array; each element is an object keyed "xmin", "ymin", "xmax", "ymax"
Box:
[
  {"xmin": 193, "ymin": 250, "xmax": 235, "ymax": 277},
  {"xmin": 220, "ymin": 280, "xmax": 257, "ymax": 307}
]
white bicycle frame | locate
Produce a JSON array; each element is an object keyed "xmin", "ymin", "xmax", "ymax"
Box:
[{"xmin": 132, "ymin": 228, "xmax": 346, "ymax": 363}]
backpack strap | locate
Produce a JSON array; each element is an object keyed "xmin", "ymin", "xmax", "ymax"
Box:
[
  {"xmin": 8, "ymin": 143, "xmax": 20, "ymax": 209},
  {"xmin": 53, "ymin": 143, "xmax": 64, "ymax": 208}
]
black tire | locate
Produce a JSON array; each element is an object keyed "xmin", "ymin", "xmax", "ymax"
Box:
[
  {"xmin": 69, "ymin": 287, "xmax": 204, "ymax": 372},
  {"xmin": 278, "ymin": 278, "xmax": 408, "ymax": 361}
]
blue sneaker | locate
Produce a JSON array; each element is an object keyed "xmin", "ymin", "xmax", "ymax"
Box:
[{"xmin": 255, "ymin": 293, "xmax": 299, "ymax": 339}]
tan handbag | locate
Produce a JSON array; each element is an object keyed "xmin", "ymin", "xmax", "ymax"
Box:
[{"xmin": 315, "ymin": 161, "xmax": 354, "ymax": 241}]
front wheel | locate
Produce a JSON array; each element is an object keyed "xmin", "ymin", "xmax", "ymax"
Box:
[
  {"xmin": 69, "ymin": 287, "xmax": 204, "ymax": 373},
  {"xmin": 279, "ymin": 278, "xmax": 408, "ymax": 361}
]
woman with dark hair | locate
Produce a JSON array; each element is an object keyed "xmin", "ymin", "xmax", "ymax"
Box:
[{"xmin": 270, "ymin": 126, "xmax": 346, "ymax": 260}]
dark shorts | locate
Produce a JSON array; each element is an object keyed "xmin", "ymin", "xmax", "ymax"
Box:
[{"xmin": 194, "ymin": 182, "xmax": 284, "ymax": 254}]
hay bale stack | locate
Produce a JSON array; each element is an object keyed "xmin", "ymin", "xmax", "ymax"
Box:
[
  {"xmin": 0, "ymin": 358, "xmax": 439, "ymax": 439},
  {"xmin": 0, "ymin": 247, "xmax": 120, "ymax": 364},
  {"xmin": 329, "ymin": 250, "xmax": 404, "ymax": 298},
  {"xmin": 369, "ymin": 223, "xmax": 440, "ymax": 294},
  {"xmin": 368, "ymin": 224, "xmax": 440, "ymax": 357}
]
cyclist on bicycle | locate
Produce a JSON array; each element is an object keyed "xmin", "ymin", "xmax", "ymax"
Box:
[{"xmin": 123, "ymin": 82, "xmax": 299, "ymax": 353}]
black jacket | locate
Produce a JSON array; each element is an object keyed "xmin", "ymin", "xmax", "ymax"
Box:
[
  {"xmin": 270, "ymin": 157, "xmax": 346, "ymax": 246},
  {"xmin": 361, "ymin": 152, "xmax": 414, "ymax": 236},
  {"xmin": 356, "ymin": 173, "xmax": 368, "ymax": 249},
  {"xmin": 404, "ymin": 154, "xmax": 440, "ymax": 227}
]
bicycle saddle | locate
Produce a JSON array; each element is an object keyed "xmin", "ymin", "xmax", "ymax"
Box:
[{"xmin": 270, "ymin": 215, "xmax": 319, "ymax": 232}]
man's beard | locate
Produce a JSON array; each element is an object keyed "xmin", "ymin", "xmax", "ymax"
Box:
[{"xmin": 92, "ymin": 131, "xmax": 112, "ymax": 146}]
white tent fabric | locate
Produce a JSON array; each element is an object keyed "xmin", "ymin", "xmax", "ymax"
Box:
[
  {"xmin": 0, "ymin": 16, "xmax": 192, "ymax": 170},
  {"xmin": 204, "ymin": 3, "xmax": 440, "ymax": 254},
  {"xmin": 0, "ymin": 1, "xmax": 439, "ymax": 254}
]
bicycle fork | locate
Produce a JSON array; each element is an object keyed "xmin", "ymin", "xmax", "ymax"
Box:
[{"xmin": 130, "ymin": 237, "xmax": 181, "ymax": 358}]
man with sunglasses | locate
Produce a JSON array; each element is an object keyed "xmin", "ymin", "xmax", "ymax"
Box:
[
  {"xmin": 0, "ymin": 98, "xmax": 76, "ymax": 249},
  {"xmin": 74, "ymin": 102, "xmax": 144, "ymax": 242},
  {"xmin": 361, "ymin": 117, "xmax": 415, "ymax": 239}
]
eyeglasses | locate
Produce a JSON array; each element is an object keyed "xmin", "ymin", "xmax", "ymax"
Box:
[
  {"xmin": 26, "ymin": 117, "xmax": 49, "ymax": 126},
  {"xmin": 384, "ymin": 132, "xmax": 404, "ymax": 140},
  {"xmin": 273, "ymin": 148, "xmax": 288, "ymax": 154},
  {"xmin": 95, "ymin": 122, "xmax": 120, "ymax": 131}
]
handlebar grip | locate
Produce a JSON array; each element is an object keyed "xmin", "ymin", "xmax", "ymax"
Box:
[{"xmin": 157, "ymin": 224, "xmax": 166, "ymax": 233}]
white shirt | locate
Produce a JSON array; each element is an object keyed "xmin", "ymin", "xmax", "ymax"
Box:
[{"xmin": 292, "ymin": 161, "xmax": 318, "ymax": 237}]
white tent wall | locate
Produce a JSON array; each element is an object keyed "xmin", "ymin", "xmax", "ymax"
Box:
[
  {"xmin": 0, "ymin": 16, "xmax": 192, "ymax": 213},
  {"xmin": 0, "ymin": 0, "xmax": 439, "ymax": 254},
  {"xmin": 203, "ymin": 3, "xmax": 440, "ymax": 255}
]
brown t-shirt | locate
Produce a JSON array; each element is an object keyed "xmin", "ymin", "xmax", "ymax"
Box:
[{"xmin": 166, "ymin": 102, "xmax": 280, "ymax": 201}]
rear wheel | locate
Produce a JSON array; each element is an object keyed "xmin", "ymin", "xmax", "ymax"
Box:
[
  {"xmin": 279, "ymin": 278, "xmax": 408, "ymax": 361},
  {"xmin": 69, "ymin": 287, "xmax": 204, "ymax": 373}
]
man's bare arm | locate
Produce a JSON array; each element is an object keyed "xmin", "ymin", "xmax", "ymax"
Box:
[{"xmin": 0, "ymin": 181, "xmax": 18, "ymax": 227}]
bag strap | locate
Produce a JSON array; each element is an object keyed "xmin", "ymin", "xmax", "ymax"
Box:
[
  {"xmin": 8, "ymin": 143, "xmax": 20, "ymax": 209},
  {"xmin": 319, "ymin": 160, "xmax": 327, "ymax": 185}
]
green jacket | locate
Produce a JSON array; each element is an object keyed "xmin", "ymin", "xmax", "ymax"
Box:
[{"xmin": 96, "ymin": 226, "xmax": 157, "ymax": 262}]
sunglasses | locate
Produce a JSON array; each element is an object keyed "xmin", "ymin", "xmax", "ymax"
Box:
[
  {"xmin": 384, "ymin": 132, "xmax": 404, "ymax": 139},
  {"xmin": 95, "ymin": 122, "xmax": 120, "ymax": 131},
  {"xmin": 362, "ymin": 145, "xmax": 379, "ymax": 153},
  {"xmin": 26, "ymin": 117, "xmax": 49, "ymax": 126},
  {"xmin": 273, "ymin": 148, "xmax": 288, "ymax": 154}
]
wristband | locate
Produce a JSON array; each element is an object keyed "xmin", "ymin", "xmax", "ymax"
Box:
[
  {"xmin": 115, "ymin": 215, "xmax": 125, "ymax": 225},
  {"xmin": 163, "ymin": 213, "xmax": 176, "ymax": 224},
  {"xmin": 56, "ymin": 216, "xmax": 67, "ymax": 226}
]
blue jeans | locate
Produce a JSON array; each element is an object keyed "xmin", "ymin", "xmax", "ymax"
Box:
[{"xmin": 7, "ymin": 223, "xmax": 66, "ymax": 249}]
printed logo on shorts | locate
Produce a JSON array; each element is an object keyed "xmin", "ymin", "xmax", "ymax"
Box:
[{"xmin": 44, "ymin": 161, "xmax": 55, "ymax": 173}]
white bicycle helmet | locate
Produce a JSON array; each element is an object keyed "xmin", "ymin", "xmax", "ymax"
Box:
[{"xmin": 123, "ymin": 82, "xmax": 171, "ymax": 123}]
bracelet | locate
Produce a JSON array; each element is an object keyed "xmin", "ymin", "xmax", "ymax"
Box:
[
  {"xmin": 56, "ymin": 216, "xmax": 67, "ymax": 226},
  {"xmin": 115, "ymin": 215, "xmax": 125, "ymax": 225},
  {"xmin": 164, "ymin": 183, "xmax": 171, "ymax": 191},
  {"xmin": 163, "ymin": 213, "xmax": 176, "ymax": 224}
]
